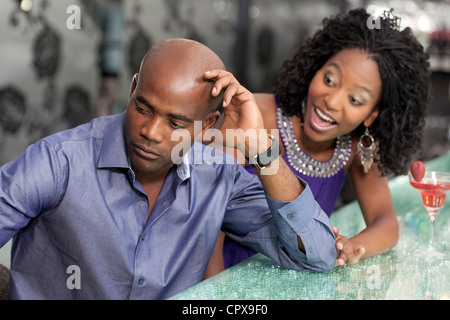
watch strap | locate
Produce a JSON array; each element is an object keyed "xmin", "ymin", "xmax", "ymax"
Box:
[{"xmin": 248, "ymin": 135, "xmax": 282, "ymax": 169}]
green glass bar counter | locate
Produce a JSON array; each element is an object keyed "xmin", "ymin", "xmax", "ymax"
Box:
[{"xmin": 172, "ymin": 151, "xmax": 450, "ymax": 300}]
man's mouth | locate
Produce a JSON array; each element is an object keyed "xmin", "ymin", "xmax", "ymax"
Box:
[{"xmin": 134, "ymin": 144, "xmax": 161, "ymax": 160}]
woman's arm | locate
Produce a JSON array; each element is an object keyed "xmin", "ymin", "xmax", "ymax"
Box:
[{"xmin": 335, "ymin": 159, "xmax": 399, "ymax": 265}]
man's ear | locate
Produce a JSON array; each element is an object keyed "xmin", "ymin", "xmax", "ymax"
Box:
[
  {"xmin": 364, "ymin": 107, "xmax": 379, "ymax": 127},
  {"xmin": 129, "ymin": 73, "xmax": 139, "ymax": 98},
  {"xmin": 194, "ymin": 111, "xmax": 221, "ymax": 142},
  {"xmin": 202, "ymin": 111, "xmax": 221, "ymax": 132}
]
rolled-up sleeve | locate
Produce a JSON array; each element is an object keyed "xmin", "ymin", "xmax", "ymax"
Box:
[
  {"xmin": 223, "ymin": 165, "xmax": 336, "ymax": 272},
  {"xmin": 266, "ymin": 178, "xmax": 336, "ymax": 272}
]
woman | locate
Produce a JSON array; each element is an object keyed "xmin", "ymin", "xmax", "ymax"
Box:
[{"xmin": 204, "ymin": 8, "xmax": 430, "ymax": 278}]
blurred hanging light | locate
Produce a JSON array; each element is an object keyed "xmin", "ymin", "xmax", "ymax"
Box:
[
  {"xmin": 417, "ymin": 13, "xmax": 433, "ymax": 33},
  {"xmin": 19, "ymin": 0, "xmax": 33, "ymax": 12}
]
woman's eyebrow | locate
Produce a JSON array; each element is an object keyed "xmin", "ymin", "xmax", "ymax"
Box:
[
  {"xmin": 329, "ymin": 62, "xmax": 343, "ymax": 76},
  {"xmin": 329, "ymin": 62, "xmax": 374, "ymax": 98},
  {"xmin": 356, "ymin": 85, "xmax": 374, "ymax": 98}
]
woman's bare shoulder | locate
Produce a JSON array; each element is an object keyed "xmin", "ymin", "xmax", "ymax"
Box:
[{"xmin": 254, "ymin": 93, "xmax": 277, "ymax": 130}]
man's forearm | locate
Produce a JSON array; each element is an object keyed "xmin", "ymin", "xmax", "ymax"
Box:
[
  {"xmin": 255, "ymin": 156, "xmax": 304, "ymax": 202},
  {"xmin": 253, "ymin": 156, "xmax": 306, "ymax": 252}
]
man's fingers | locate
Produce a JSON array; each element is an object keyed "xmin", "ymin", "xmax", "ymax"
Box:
[
  {"xmin": 204, "ymin": 70, "xmax": 247, "ymax": 108},
  {"xmin": 222, "ymin": 82, "xmax": 241, "ymax": 107},
  {"xmin": 204, "ymin": 70, "xmax": 238, "ymax": 98}
]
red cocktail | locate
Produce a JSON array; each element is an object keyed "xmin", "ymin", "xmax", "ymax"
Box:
[{"xmin": 409, "ymin": 171, "xmax": 450, "ymax": 257}]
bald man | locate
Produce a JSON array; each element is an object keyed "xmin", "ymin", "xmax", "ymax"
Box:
[{"xmin": 0, "ymin": 39, "xmax": 336, "ymax": 300}]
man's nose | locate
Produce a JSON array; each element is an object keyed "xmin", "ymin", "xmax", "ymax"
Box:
[{"xmin": 141, "ymin": 117, "xmax": 164, "ymax": 143}]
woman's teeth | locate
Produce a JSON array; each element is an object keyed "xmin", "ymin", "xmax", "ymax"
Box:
[{"xmin": 315, "ymin": 108, "xmax": 335, "ymax": 123}]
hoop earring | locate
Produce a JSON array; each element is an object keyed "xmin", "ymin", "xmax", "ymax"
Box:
[
  {"xmin": 357, "ymin": 127, "xmax": 376, "ymax": 174},
  {"xmin": 299, "ymin": 100, "xmax": 306, "ymax": 127}
]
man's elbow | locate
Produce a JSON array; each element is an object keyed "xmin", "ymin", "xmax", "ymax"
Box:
[
  {"xmin": 283, "ymin": 242, "xmax": 337, "ymax": 273},
  {"xmin": 299, "ymin": 231, "xmax": 336, "ymax": 272},
  {"xmin": 317, "ymin": 248, "xmax": 337, "ymax": 272}
]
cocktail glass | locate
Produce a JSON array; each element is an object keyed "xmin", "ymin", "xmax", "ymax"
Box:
[{"xmin": 408, "ymin": 171, "xmax": 450, "ymax": 257}]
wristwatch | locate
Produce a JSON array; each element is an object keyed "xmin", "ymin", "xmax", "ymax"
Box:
[{"xmin": 247, "ymin": 135, "xmax": 282, "ymax": 169}]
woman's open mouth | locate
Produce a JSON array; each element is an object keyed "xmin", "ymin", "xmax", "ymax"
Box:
[{"xmin": 309, "ymin": 106, "xmax": 338, "ymax": 133}]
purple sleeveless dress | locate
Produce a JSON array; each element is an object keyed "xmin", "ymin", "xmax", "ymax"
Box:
[{"xmin": 223, "ymin": 106, "xmax": 352, "ymax": 268}]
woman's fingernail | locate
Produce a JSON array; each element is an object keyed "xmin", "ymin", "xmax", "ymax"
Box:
[{"xmin": 212, "ymin": 87, "xmax": 217, "ymax": 94}]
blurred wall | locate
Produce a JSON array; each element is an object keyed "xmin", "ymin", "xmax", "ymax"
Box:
[{"xmin": 0, "ymin": 0, "xmax": 100, "ymax": 165}]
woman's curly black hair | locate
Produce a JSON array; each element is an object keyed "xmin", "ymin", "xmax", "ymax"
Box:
[{"xmin": 274, "ymin": 8, "xmax": 431, "ymax": 176}]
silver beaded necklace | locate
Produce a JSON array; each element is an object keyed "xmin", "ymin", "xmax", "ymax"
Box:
[{"xmin": 276, "ymin": 107, "xmax": 352, "ymax": 178}]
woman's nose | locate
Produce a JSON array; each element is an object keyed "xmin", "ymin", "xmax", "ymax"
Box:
[{"xmin": 324, "ymin": 90, "xmax": 344, "ymax": 111}]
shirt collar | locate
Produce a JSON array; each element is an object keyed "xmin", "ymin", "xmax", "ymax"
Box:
[
  {"xmin": 176, "ymin": 151, "xmax": 191, "ymax": 181},
  {"xmin": 97, "ymin": 112, "xmax": 130, "ymax": 169}
]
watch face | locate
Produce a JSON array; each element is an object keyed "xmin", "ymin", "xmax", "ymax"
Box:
[{"xmin": 255, "ymin": 136, "xmax": 282, "ymax": 169}]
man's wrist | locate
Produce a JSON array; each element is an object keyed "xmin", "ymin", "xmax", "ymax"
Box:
[{"xmin": 245, "ymin": 134, "xmax": 282, "ymax": 169}]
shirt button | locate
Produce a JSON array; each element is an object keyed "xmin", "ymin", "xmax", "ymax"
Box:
[
  {"xmin": 141, "ymin": 234, "xmax": 147, "ymax": 241},
  {"xmin": 138, "ymin": 278, "xmax": 145, "ymax": 285},
  {"xmin": 287, "ymin": 213, "xmax": 295, "ymax": 220}
]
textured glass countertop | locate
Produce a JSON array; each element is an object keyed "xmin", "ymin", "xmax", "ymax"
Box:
[{"xmin": 172, "ymin": 152, "xmax": 450, "ymax": 300}]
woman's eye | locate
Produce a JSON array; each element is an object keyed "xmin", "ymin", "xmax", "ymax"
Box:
[
  {"xmin": 350, "ymin": 96, "xmax": 362, "ymax": 106},
  {"xmin": 324, "ymin": 74, "xmax": 335, "ymax": 86}
]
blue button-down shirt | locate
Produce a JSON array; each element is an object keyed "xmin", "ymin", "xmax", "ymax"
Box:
[{"xmin": 0, "ymin": 112, "xmax": 336, "ymax": 299}]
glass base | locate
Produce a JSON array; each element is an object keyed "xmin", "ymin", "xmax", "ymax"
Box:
[{"xmin": 414, "ymin": 247, "xmax": 447, "ymax": 258}]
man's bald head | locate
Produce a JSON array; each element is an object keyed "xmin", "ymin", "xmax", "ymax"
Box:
[
  {"xmin": 142, "ymin": 38, "xmax": 225, "ymax": 71},
  {"xmin": 138, "ymin": 38, "xmax": 225, "ymax": 113}
]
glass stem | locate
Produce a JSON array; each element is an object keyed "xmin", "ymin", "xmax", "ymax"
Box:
[{"xmin": 428, "ymin": 212, "xmax": 437, "ymax": 249}]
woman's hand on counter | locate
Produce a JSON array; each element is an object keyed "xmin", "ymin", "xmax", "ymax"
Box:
[{"xmin": 332, "ymin": 226, "xmax": 366, "ymax": 266}]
